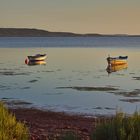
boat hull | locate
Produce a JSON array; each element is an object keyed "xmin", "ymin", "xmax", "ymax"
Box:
[
  {"xmin": 107, "ymin": 56, "xmax": 128, "ymax": 66},
  {"xmin": 108, "ymin": 59, "xmax": 127, "ymax": 65},
  {"xmin": 28, "ymin": 54, "xmax": 47, "ymax": 61}
]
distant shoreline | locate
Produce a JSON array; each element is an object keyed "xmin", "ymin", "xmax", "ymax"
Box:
[{"xmin": 0, "ymin": 28, "xmax": 140, "ymax": 37}]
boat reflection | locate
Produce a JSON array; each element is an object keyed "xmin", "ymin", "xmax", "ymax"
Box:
[
  {"xmin": 25, "ymin": 59, "xmax": 46, "ymax": 66},
  {"xmin": 106, "ymin": 63, "xmax": 128, "ymax": 74}
]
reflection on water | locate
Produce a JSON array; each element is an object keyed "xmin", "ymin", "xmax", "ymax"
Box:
[
  {"xmin": 106, "ymin": 63, "xmax": 128, "ymax": 74},
  {"xmin": 0, "ymin": 47, "xmax": 140, "ymax": 115},
  {"xmin": 25, "ymin": 60, "xmax": 46, "ymax": 66}
]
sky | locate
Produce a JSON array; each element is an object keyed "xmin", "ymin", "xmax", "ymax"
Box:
[{"xmin": 0, "ymin": 0, "xmax": 140, "ymax": 35}]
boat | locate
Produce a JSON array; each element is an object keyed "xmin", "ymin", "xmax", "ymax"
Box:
[
  {"xmin": 106, "ymin": 63, "xmax": 128, "ymax": 74},
  {"xmin": 27, "ymin": 54, "xmax": 47, "ymax": 61},
  {"xmin": 107, "ymin": 55, "xmax": 128, "ymax": 65}
]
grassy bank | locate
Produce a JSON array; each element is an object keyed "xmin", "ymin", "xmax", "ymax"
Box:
[
  {"xmin": 3, "ymin": 103, "xmax": 139, "ymax": 140},
  {"xmin": 91, "ymin": 111, "xmax": 140, "ymax": 140},
  {"xmin": 0, "ymin": 102, "xmax": 29, "ymax": 140},
  {"xmin": 60, "ymin": 112, "xmax": 140, "ymax": 140}
]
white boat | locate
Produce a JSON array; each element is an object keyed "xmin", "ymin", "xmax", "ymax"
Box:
[{"xmin": 27, "ymin": 54, "xmax": 47, "ymax": 61}]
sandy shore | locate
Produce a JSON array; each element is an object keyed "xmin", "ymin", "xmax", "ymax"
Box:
[{"xmin": 10, "ymin": 108, "xmax": 98, "ymax": 140}]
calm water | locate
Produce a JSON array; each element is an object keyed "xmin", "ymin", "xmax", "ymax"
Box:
[{"xmin": 0, "ymin": 37, "xmax": 140, "ymax": 115}]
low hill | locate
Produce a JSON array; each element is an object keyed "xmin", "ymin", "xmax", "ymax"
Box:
[
  {"xmin": 0, "ymin": 28, "xmax": 103, "ymax": 37},
  {"xmin": 0, "ymin": 28, "xmax": 139, "ymax": 37}
]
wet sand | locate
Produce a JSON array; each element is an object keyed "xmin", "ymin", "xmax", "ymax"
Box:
[{"xmin": 10, "ymin": 108, "xmax": 98, "ymax": 140}]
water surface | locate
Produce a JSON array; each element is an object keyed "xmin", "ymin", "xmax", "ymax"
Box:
[{"xmin": 0, "ymin": 37, "xmax": 140, "ymax": 115}]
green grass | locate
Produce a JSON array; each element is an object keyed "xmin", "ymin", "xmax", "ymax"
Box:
[
  {"xmin": 91, "ymin": 111, "xmax": 140, "ymax": 140},
  {"xmin": 0, "ymin": 102, "xmax": 29, "ymax": 140}
]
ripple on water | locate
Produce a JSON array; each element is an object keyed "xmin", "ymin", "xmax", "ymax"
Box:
[
  {"xmin": 57, "ymin": 86, "xmax": 119, "ymax": 91},
  {"xmin": 1, "ymin": 99, "xmax": 33, "ymax": 108},
  {"xmin": 132, "ymin": 77, "xmax": 140, "ymax": 80},
  {"xmin": 110, "ymin": 89, "xmax": 140, "ymax": 97},
  {"xmin": 120, "ymin": 98, "xmax": 140, "ymax": 103},
  {"xmin": 28, "ymin": 79, "xmax": 38, "ymax": 83}
]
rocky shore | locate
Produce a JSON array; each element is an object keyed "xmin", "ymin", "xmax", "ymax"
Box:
[{"xmin": 10, "ymin": 108, "xmax": 98, "ymax": 140}]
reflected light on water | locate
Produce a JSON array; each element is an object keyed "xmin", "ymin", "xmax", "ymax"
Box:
[
  {"xmin": 25, "ymin": 59, "xmax": 46, "ymax": 66},
  {"xmin": 106, "ymin": 63, "xmax": 128, "ymax": 74},
  {"xmin": 0, "ymin": 47, "xmax": 140, "ymax": 115}
]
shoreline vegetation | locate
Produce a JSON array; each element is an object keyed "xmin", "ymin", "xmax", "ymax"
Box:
[
  {"xmin": 0, "ymin": 28, "xmax": 140, "ymax": 37},
  {"xmin": 0, "ymin": 102, "xmax": 29, "ymax": 140},
  {"xmin": 0, "ymin": 101, "xmax": 139, "ymax": 140}
]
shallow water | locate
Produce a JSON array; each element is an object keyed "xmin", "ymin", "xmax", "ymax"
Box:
[{"xmin": 0, "ymin": 37, "xmax": 140, "ymax": 115}]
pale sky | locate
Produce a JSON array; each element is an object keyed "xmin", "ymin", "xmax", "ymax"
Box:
[{"xmin": 0, "ymin": 0, "xmax": 140, "ymax": 34}]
